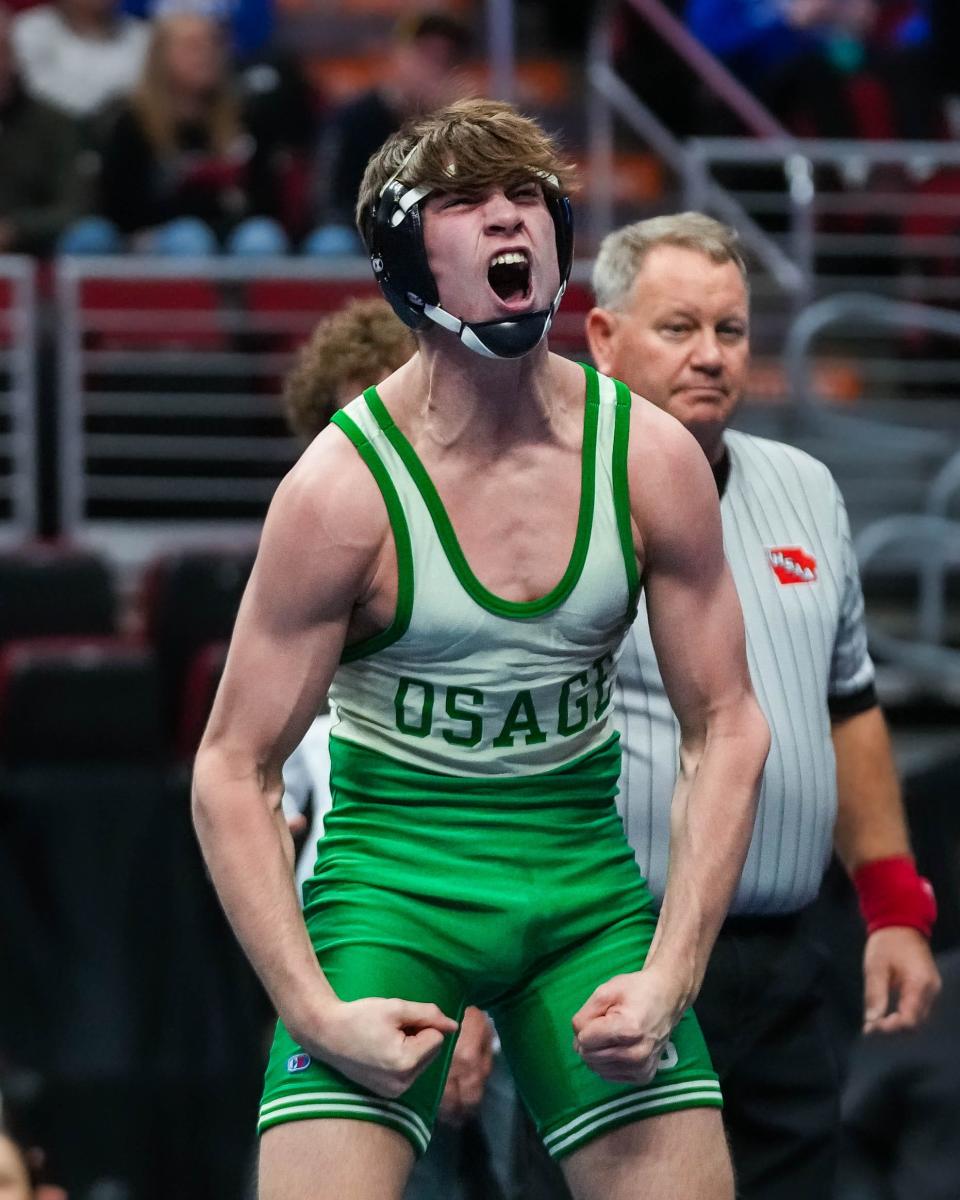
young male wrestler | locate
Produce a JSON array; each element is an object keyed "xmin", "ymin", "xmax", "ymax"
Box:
[{"xmin": 192, "ymin": 99, "xmax": 770, "ymax": 1200}]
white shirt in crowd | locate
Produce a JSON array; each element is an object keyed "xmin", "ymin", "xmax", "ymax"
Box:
[{"xmin": 12, "ymin": 6, "xmax": 149, "ymax": 118}]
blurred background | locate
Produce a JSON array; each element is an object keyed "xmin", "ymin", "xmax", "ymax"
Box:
[{"xmin": 0, "ymin": 1, "xmax": 957, "ymax": 1197}]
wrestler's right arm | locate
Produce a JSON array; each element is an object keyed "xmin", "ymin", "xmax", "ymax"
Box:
[{"xmin": 192, "ymin": 429, "xmax": 457, "ymax": 1098}]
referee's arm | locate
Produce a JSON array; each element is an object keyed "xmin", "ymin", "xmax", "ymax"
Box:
[
  {"xmin": 831, "ymin": 703, "xmax": 941, "ymax": 1034},
  {"xmin": 827, "ymin": 476, "xmax": 941, "ymax": 1034}
]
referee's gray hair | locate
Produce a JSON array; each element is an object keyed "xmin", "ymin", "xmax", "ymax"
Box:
[{"xmin": 592, "ymin": 212, "xmax": 748, "ymax": 310}]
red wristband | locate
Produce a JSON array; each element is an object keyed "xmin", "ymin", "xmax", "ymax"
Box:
[{"xmin": 852, "ymin": 855, "xmax": 937, "ymax": 938}]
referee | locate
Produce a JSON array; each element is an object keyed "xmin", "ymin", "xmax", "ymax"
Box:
[{"xmin": 585, "ymin": 213, "xmax": 942, "ymax": 1199}]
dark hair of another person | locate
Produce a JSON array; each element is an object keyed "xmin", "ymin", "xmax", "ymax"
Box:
[{"xmin": 395, "ymin": 9, "xmax": 472, "ymax": 59}]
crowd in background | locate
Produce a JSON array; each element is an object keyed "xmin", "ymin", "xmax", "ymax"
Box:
[
  {"xmin": 0, "ymin": 0, "xmax": 475, "ymax": 258},
  {"xmin": 620, "ymin": 0, "xmax": 958, "ymax": 141},
  {"xmin": 686, "ymin": 0, "xmax": 947, "ymax": 137},
  {"xmin": 0, "ymin": 0, "xmax": 958, "ymax": 259},
  {"xmin": 0, "ymin": 3, "xmax": 958, "ymax": 1199}
]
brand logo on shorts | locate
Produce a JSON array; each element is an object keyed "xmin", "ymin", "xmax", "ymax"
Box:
[
  {"xmin": 656, "ymin": 1041, "xmax": 679, "ymax": 1073},
  {"xmin": 767, "ymin": 546, "xmax": 817, "ymax": 585},
  {"xmin": 286, "ymin": 1052, "xmax": 311, "ymax": 1073}
]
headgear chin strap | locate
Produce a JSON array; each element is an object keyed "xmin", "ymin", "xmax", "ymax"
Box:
[
  {"xmin": 363, "ymin": 171, "xmax": 574, "ymax": 360},
  {"xmin": 422, "ymin": 293, "xmax": 566, "ymax": 359}
]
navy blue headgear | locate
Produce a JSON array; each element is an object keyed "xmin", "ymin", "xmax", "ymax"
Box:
[{"xmin": 362, "ymin": 167, "xmax": 574, "ymax": 360}]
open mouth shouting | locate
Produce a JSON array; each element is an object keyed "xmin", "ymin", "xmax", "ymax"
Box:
[{"xmin": 487, "ymin": 249, "xmax": 532, "ymax": 308}]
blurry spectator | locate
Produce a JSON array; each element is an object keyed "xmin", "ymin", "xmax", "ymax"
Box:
[
  {"xmin": 0, "ymin": 1127, "xmax": 67, "ymax": 1200},
  {"xmin": 239, "ymin": 51, "xmax": 322, "ymax": 244},
  {"xmin": 307, "ymin": 9, "xmax": 471, "ymax": 256},
  {"xmin": 11, "ymin": 0, "xmax": 148, "ymax": 121},
  {"xmin": 839, "ymin": 949, "xmax": 960, "ymax": 1200},
  {"xmin": 862, "ymin": 0, "xmax": 944, "ymax": 139},
  {"xmin": 684, "ymin": 0, "xmax": 868, "ymax": 135},
  {"xmin": 121, "ymin": 0, "xmax": 272, "ymax": 57},
  {"xmin": 63, "ymin": 11, "xmax": 290, "ymax": 255},
  {"xmin": 613, "ymin": 1, "xmax": 699, "ymax": 139},
  {"xmin": 0, "ymin": 4, "xmax": 90, "ymax": 253},
  {"xmin": 929, "ymin": 0, "xmax": 960, "ymax": 103},
  {"xmin": 0, "ymin": 1130, "xmax": 35, "ymax": 1200},
  {"xmin": 282, "ymin": 297, "xmax": 415, "ymax": 445}
]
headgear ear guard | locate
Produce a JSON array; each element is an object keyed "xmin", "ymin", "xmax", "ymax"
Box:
[{"xmin": 362, "ymin": 171, "xmax": 574, "ymax": 359}]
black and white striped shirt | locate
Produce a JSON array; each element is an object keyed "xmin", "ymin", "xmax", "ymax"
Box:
[{"xmin": 616, "ymin": 430, "xmax": 876, "ymax": 914}]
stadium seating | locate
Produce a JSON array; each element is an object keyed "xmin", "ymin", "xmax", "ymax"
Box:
[
  {"xmin": 0, "ymin": 546, "xmax": 116, "ymax": 642},
  {"xmin": 244, "ymin": 277, "xmax": 382, "ymax": 350},
  {"xmin": 0, "ymin": 638, "xmax": 164, "ymax": 1080},
  {"xmin": 79, "ymin": 278, "xmax": 229, "ymax": 352},
  {"xmin": 176, "ymin": 639, "xmax": 228, "ymax": 759},
  {"xmin": 139, "ymin": 548, "xmax": 255, "ymax": 739},
  {"xmin": 0, "ymin": 638, "xmax": 160, "ymax": 764}
]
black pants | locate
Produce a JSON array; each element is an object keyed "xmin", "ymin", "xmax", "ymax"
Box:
[{"xmin": 697, "ymin": 910, "xmax": 842, "ymax": 1200}]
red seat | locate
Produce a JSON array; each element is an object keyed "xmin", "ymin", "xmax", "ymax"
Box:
[
  {"xmin": 900, "ymin": 169, "xmax": 960, "ymax": 282},
  {"xmin": 0, "ymin": 544, "xmax": 116, "ymax": 641},
  {"xmin": 176, "ymin": 640, "xmax": 229, "ymax": 759},
  {"xmin": 0, "ymin": 278, "xmax": 17, "ymax": 348},
  {"xmin": 245, "ymin": 278, "xmax": 382, "ymax": 350},
  {"xmin": 80, "ymin": 278, "xmax": 228, "ymax": 351},
  {"xmin": 176, "ymin": 643, "xmax": 229, "ymax": 753},
  {"xmin": 551, "ymin": 282, "xmax": 593, "ymax": 358},
  {"xmin": 138, "ymin": 547, "xmax": 255, "ymax": 741},
  {"xmin": 846, "ymin": 74, "xmax": 896, "ymax": 141},
  {"xmin": 0, "ymin": 636, "xmax": 160, "ymax": 764}
]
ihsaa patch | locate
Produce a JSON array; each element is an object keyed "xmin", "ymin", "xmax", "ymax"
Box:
[
  {"xmin": 286, "ymin": 1052, "xmax": 311, "ymax": 1073},
  {"xmin": 767, "ymin": 545, "xmax": 817, "ymax": 585}
]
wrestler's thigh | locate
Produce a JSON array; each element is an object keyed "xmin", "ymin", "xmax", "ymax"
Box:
[
  {"xmin": 561, "ymin": 1107, "xmax": 733, "ymax": 1200},
  {"xmin": 259, "ymin": 1117, "xmax": 414, "ymax": 1200},
  {"xmin": 491, "ymin": 907, "xmax": 721, "ymax": 1161}
]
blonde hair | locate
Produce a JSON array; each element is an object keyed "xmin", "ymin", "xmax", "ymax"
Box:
[
  {"xmin": 355, "ymin": 98, "xmax": 575, "ymax": 235},
  {"xmin": 592, "ymin": 213, "xmax": 748, "ymax": 310},
  {"xmin": 132, "ymin": 15, "xmax": 239, "ymax": 156},
  {"xmin": 283, "ymin": 299, "xmax": 415, "ymax": 440}
]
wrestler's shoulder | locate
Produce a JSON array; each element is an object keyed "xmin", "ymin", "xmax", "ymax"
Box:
[
  {"xmin": 266, "ymin": 424, "xmax": 390, "ymax": 555},
  {"xmin": 625, "ymin": 393, "xmax": 713, "ymax": 475}
]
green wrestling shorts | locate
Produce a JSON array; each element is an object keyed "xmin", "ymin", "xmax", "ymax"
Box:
[{"xmin": 259, "ymin": 733, "xmax": 721, "ymax": 1160}]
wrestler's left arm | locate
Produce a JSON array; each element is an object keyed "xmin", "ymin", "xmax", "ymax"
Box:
[{"xmin": 573, "ymin": 400, "xmax": 769, "ymax": 1085}]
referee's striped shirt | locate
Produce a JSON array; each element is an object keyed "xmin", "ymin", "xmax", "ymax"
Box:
[{"xmin": 615, "ymin": 430, "xmax": 877, "ymax": 915}]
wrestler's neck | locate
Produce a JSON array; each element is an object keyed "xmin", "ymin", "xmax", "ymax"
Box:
[{"xmin": 382, "ymin": 334, "xmax": 581, "ymax": 453}]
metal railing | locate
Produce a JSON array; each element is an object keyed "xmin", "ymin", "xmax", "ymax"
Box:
[
  {"xmin": 55, "ymin": 257, "xmax": 377, "ymax": 565},
  {"xmin": 586, "ymin": 0, "xmax": 960, "ymax": 330},
  {"xmin": 686, "ymin": 138, "xmax": 960, "ymax": 308},
  {"xmin": 767, "ymin": 294, "xmax": 960, "ymax": 532},
  {"xmin": 784, "ymin": 293, "xmax": 960, "ymax": 425},
  {"xmin": 926, "ymin": 449, "xmax": 960, "ymax": 518},
  {"xmin": 855, "ymin": 514, "xmax": 960, "ymax": 687},
  {"xmin": 53, "ymin": 257, "xmax": 598, "ymax": 567},
  {"xmin": 585, "ymin": 0, "xmax": 803, "ymax": 300}
]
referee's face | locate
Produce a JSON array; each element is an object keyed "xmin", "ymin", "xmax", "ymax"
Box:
[{"xmin": 587, "ymin": 245, "xmax": 750, "ymax": 463}]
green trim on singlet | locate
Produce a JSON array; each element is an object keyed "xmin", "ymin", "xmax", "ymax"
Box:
[
  {"xmin": 611, "ymin": 376, "xmax": 641, "ymax": 619},
  {"xmin": 330, "ymin": 409, "xmax": 415, "ymax": 663},
  {"xmin": 361, "ymin": 363, "xmax": 600, "ymax": 620}
]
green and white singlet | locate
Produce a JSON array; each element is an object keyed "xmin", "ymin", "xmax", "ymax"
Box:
[
  {"xmin": 259, "ymin": 364, "xmax": 722, "ymax": 1159},
  {"xmin": 328, "ymin": 365, "xmax": 639, "ymax": 775}
]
